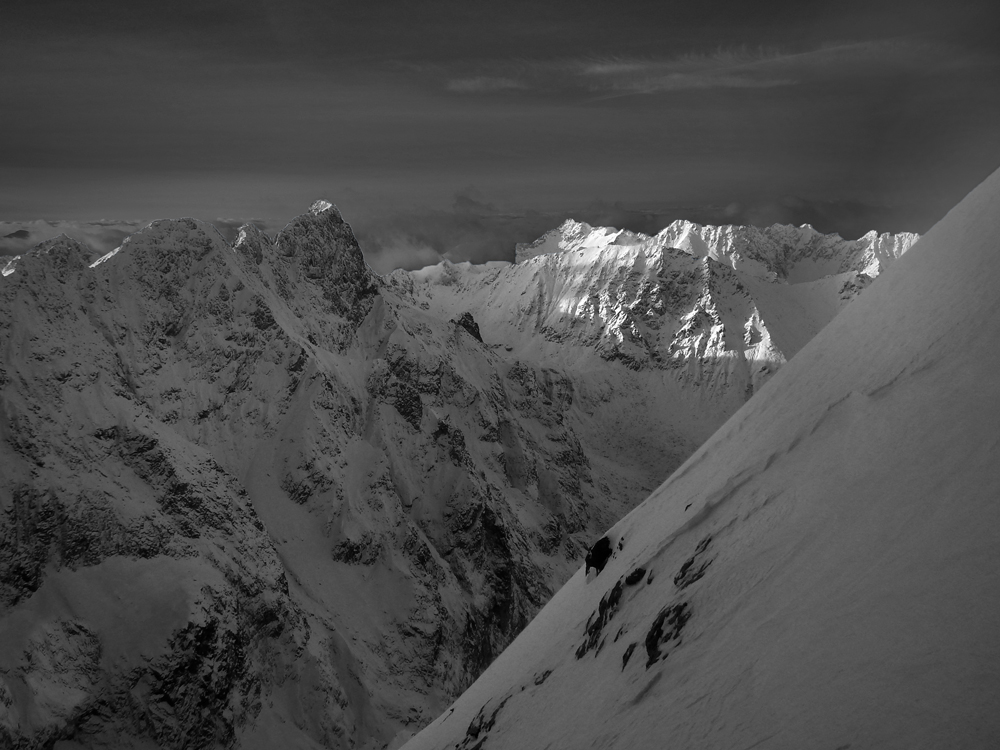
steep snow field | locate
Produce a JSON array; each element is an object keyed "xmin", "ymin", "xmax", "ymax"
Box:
[{"xmin": 402, "ymin": 170, "xmax": 1000, "ymax": 749}]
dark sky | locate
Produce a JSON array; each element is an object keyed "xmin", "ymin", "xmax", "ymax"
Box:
[{"xmin": 2, "ymin": 0, "xmax": 999, "ymax": 271}]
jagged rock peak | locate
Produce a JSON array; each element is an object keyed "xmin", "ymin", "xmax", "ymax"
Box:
[
  {"xmin": 273, "ymin": 199, "xmax": 380, "ymax": 322},
  {"xmin": 273, "ymin": 199, "xmax": 367, "ymax": 267},
  {"xmin": 515, "ymin": 219, "xmax": 642, "ymax": 264},
  {"xmin": 105, "ymin": 218, "xmax": 229, "ymax": 274},
  {"xmin": 233, "ymin": 222, "xmax": 271, "ymax": 265},
  {"xmin": 453, "ymin": 311, "xmax": 484, "ymax": 343},
  {"xmin": 274, "ymin": 199, "xmax": 355, "ymax": 257},
  {"xmin": 512, "ymin": 216, "xmax": 918, "ymax": 284},
  {"xmin": 234, "ymin": 222, "xmax": 270, "ymax": 244},
  {"xmin": 309, "ymin": 198, "xmax": 343, "ymax": 220},
  {"xmin": 0, "ymin": 234, "xmax": 93, "ymax": 279}
]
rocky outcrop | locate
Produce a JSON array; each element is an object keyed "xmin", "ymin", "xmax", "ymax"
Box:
[{"xmin": 453, "ymin": 312, "xmax": 484, "ymax": 343}]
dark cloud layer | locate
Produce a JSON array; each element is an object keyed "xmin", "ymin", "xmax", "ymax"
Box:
[{"xmin": 2, "ymin": 0, "xmax": 999, "ymax": 270}]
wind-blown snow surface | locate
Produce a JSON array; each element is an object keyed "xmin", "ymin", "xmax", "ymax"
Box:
[
  {"xmin": 0, "ymin": 203, "xmax": 915, "ymax": 749},
  {"xmin": 402, "ymin": 172, "xmax": 1000, "ymax": 750}
]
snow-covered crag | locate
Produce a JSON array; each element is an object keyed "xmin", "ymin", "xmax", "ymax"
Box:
[
  {"xmin": 0, "ymin": 203, "xmax": 914, "ymax": 749},
  {"xmin": 403, "ymin": 172, "xmax": 1000, "ymax": 750},
  {"xmin": 512, "ymin": 217, "xmax": 917, "ymax": 362}
]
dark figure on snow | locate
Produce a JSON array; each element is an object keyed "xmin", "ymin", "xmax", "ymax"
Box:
[{"xmin": 586, "ymin": 536, "xmax": 613, "ymax": 577}]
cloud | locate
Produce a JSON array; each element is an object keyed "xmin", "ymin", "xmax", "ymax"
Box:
[
  {"xmin": 580, "ymin": 38, "xmax": 993, "ymax": 93},
  {"xmin": 575, "ymin": 48, "xmax": 794, "ymax": 93},
  {"xmin": 734, "ymin": 194, "xmax": 929, "ymax": 238},
  {"xmin": 447, "ymin": 76, "xmax": 528, "ymax": 93},
  {"xmin": 359, "ymin": 233, "xmax": 445, "ymax": 275},
  {"xmin": 430, "ymin": 39, "xmax": 986, "ymax": 99},
  {"xmin": 350, "ymin": 188, "xmax": 563, "ymax": 272}
]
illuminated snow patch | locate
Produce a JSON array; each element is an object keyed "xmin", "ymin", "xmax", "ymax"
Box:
[{"xmin": 89, "ymin": 245, "xmax": 123, "ymax": 268}]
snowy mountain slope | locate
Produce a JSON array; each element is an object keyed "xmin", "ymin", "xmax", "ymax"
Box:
[
  {"xmin": 0, "ymin": 202, "xmax": 916, "ymax": 749},
  {"xmin": 0, "ymin": 223, "xmax": 372, "ymax": 749},
  {"xmin": 0, "ymin": 206, "xmax": 555, "ymax": 748},
  {"xmin": 516, "ymin": 218, "xmax": 916, "ymax": 283},
  {"xmin": 391, "ymin": 218, "xmax": 916, "ymax": 454},
  {"xmin": 401, "ymin": 170, "xmax": 1000, "ymax": 750}
]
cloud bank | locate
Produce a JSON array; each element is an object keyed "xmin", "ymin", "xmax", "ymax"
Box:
[{"xmin": 426, "ymin": 39, "xmax": 986, "ymax": 97}]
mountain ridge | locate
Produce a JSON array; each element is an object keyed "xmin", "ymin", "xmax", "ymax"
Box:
[{"xmin": 0, "ymin": 206, "xmax": 917, "ymax": 749}]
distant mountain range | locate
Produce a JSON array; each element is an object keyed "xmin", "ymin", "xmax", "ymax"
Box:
[{"xmin": 0, "ymin": 204, "xmax": 917, "ymax": 748}]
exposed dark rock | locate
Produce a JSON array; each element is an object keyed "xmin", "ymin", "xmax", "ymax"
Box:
[
  {"xmin": 0, "ymin": 485, "xmax": 182, "ymax": 608},
  {"xmin": 332, "ymin": 533, "xmax": 382, "ymax": 565},
  {"xmin": 273, "ymin": 201, "xmax": 379, "ymax": 325},
  {"xmin": 251, "ymin": 301, "xmax": 276, "ymax": 331},
  {"xmin": 280, "ymin": 461, "xmax": 334, "ymax": 505},
  {"xmin": 497, "ymin": 420, "xmax": 531, "ymax": 490},
  {"xmin": 625, "ymin": 567, "xmax": 646, "ymax": 586},
  {"xmin": 454, "ymin": 312, "xmax": 484, "ymax": 343},
  {"xmin": 460, "ymin": 695, "xmax": 511, "ymax": 750},
  {"xmin": 576, "ymin": 579, "xmax": 624, "ymax": 659},
  {"xmin": 533, "ymin": 669, "xmax": 553, "ymax": 685},
  {"xmin": 434, "ymin": 421, "xmax": 471, "ymax": 466},
  {"xmin": 674, "ymin": 535, "xmax": 712, "ymax": 589},
  {"xmin": 644, "ymin": 602, "xmax": 691, "ymax": 668},
  {"xmin": 454, "ymin": 501, "xmax": 547, "ymax": 681},
  {"xmin": 388, "ymin": 380, "xmax": 423, "ymax": 430},
  {"xmin": 585, "ymin": 536, "xmax": 613, "ymax": 576},
  {"xmin": 622, "ymin": 642, "xmax": 637, "ymax": 670}
]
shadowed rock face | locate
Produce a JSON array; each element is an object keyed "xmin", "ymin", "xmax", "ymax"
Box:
[
  {"xmin": 273, "ymin": 200, "xmax": 379, "ymax": 324},
  {"xmin": 453, "ymin": 312, "xmax": 484, "ymax": 343},
  {"xmin": 0, "ymin": 205, "xmax": 908, "ymax": 749}
]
